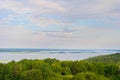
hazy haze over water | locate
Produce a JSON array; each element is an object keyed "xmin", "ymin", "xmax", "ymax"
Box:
[{"xmin": 0, "ymin": 49, "xmax": 119, "ymax": 62}]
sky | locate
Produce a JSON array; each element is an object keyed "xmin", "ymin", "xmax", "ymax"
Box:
[{"xmin": 0, "ymin": 0, "xmax": 120, "ymax": 49}]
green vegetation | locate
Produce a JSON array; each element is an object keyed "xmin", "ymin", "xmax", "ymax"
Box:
[
  {"xmin": 0, "ymin": 53, "xmax": 120, "ymax": 80},
  {"xmin": 86, "ymin": 53, "xmax": 120, "ymax": 64}
]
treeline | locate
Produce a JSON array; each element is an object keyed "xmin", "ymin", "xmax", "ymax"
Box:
[
  {"xmin": 86, "ymin": 53, "xmax": 120, "ymax": 64},
  {"xmin": 0, "ymin": 54, "xmax": 120, "ymax": 80}
]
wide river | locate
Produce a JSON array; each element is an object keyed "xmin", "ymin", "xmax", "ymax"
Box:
[{"xmin": 0, "ymin": 49, "xmax": 119, "ymax": 63}]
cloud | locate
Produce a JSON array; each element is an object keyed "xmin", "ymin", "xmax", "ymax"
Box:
[
  {"xmin": 0, "ymin": 26, "xmax": 49, "ymax": 48},
  {"xmin": 44, "ymin": 0, "xmax": 120, "ymax": 22},
  {"xmin": 0, "ymin": 0, "xmax": 65, "ymax": 15},
  {"xmin": 0, "ymin": 26, "xmax": 120, "ymax": 48},
  {"xmin": 0, "ymin": 0, "xmax": 71, "ymax": 28},
  {"xmin": 0, "ymin": 0, "xmax": 120, "ymax": 27},
  {"xmin": 0, "ymin": 0, "xmax": 120, "ymax": 48},
  {"xmin": 29, "ymin": 17, "xmax": 73, "ymax": 27}
]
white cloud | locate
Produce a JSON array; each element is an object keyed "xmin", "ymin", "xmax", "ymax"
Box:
[
  {"xmin": 29, "ymin": 17, "xmax": 72, "ymax": 27},
  {"xmin": 56, "ymin": 0, "xmax": 120, "ymax": 19},
  {"xmin": 0, "ymin": 0, "xmax": 120, "ymax": 48},
  {"xmin": 0, "ymin": 0, "xmax": 69, "ymax": 27},
  {"xmin": 0, "ymin": 26, "xmax": 120, "ymax": 48},
  {"xmin": 0, "ymin": 0, "xmax": 65, "ymax": 14},
  {"xmin": 0, "ymin": 0, "xmax": 120, "ymax": 27}
]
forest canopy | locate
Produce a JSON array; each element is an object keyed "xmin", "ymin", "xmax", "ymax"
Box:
[{"xmin": 0, "ymin": 53, "xmax": 120, "ymax": 80}]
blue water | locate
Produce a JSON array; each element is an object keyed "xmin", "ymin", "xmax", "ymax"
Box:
[
  {"xmin": 0, "ymin": 48, "xmax": 120, "ymax": 62},
  {"xmin": 0, "ymin": 48, "xmax": 120, "ymax": 53}
]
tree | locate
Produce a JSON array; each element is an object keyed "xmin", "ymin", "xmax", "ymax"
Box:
[
  {"xmin": 72, "ymin": 72, "xmax": 86, "ymax": 80},
  {"xmin": 0, "ymin": 64, "xmax": 5, "ymax": 80},
  {"xmin": 71, "ymin": 61, "xmax": 87, "ymax": 74},
  {"xmin": 21, "ymin": 69, "xmax": 43, "ymax": 80},
  {"xmin": 72, "ymin": 72, "xmax": 109, "ymax": 80}
]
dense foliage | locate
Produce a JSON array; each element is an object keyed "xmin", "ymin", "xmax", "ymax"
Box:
[
  {"xmin": 86, "ymin": 53, "xmax": 120, "ymax": 64},
  {"xmin": 0, "ymin": 53, "xmax": 120, "ymax": 80}
]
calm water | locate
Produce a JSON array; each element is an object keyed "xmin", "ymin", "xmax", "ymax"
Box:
[{"xmin": 0, "ymin": 49, "xmax": 120, "ymax": 62}]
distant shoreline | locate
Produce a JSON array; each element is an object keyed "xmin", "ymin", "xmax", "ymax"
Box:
[{"xmin": 0, "ymin": 48, "xmax": 119, "ymax": 63}]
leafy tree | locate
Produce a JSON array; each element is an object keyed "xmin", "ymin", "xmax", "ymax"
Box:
[
  {"xmin": 61, "ymin": 67, "xmax": 71, "ymax": 75},
  {"xmin": 72, "ymin": 72, "xmax": 86, "ymax": 80},
  {"xmin": 39, "ymin": 63, "xmax": 54, "ymax": 80},
  {"xmin": 72, "ymin": 72, "xmax": 109, "ymax": 80},
  {"xmin": 104, "ymin": 64, "xmax": 118, "ymax": 77},
  {"xmin": 71, "ymin": 61, "xmax": 87, "ymax": 74},
  {"xmin": 0, "ymin": 64, "xmax": 5, "ymax": 80},
  {"xmin": 21, "ymin": 69, "xmax": 43, "ymax": 80}
]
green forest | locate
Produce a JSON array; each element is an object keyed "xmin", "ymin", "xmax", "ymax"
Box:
[{"xmin": 0, "ymin": 53, "xmax": 120, "ymax": 80}]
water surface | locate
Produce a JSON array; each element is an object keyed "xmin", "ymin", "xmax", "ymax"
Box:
[{"xmin": 0, "ymin": 49, "xmax": 119, "ymax": 62}]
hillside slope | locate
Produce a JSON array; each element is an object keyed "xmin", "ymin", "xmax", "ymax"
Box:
[{"xmin": 86, "ymin": 53, "xmax": 120, "ymax": 64}]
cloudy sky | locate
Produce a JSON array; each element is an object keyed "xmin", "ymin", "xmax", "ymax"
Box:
[{"xmin": 0, "ymin": 0, "xmax": 120, "ymax": 49}]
